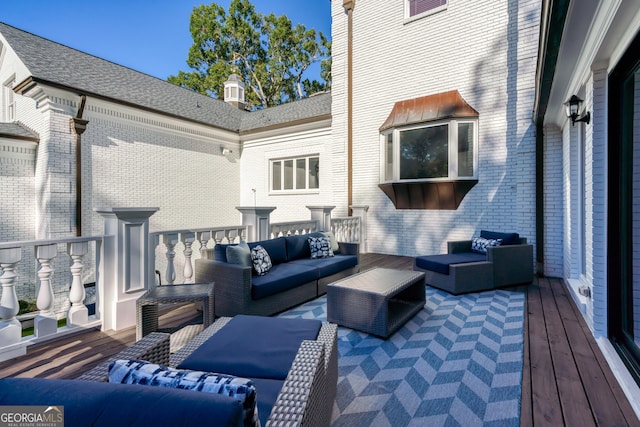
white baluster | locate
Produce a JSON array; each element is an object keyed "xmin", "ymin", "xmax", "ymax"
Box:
[
  {"xmin": 0, "ymin": 248, "xmax": 22, "ymax": 346},
  {"xmin": 197, "ymin": 231, "xmax": 212, "ymax": 259},
  {"xmin": 162, "ymin": 234, "xmax": 178, "ymax": 285},
  {"xmin": 67, "ymin": 242, "xmax": 89, "ymax": 326},
  {"xmin": 181, "ymin": 233, "xmax": 195, "ymax": 284},
  {"xmin": 35, "ymin": 244, "xmax": 58, "ymax": 338}
]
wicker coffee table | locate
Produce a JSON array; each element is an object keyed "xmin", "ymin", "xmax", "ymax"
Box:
[
  {"xmin": 327, "ymin": 268, "xmax": 426, "ymax": 338},
  {"xmin": 136, "ymin": 283, "xmax": 214, "ymax": 340}
]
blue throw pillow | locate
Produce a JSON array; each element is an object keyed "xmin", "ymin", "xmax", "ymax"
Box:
[
  {"xmin": 308, "ymin": 236, "xmax": 334, "ymax": 259},
  {"xmin": 250, "ymin": 245, "xmax": 272, "ymax": 275},
  {"xmin": 109, "ymin": 360, "xmax": 260, "ymax": 427},
  {"xmin": 226, "ymin": 242, "xmax": 252, "ymax": 267},
  {"xmin": 471, "ymin": 236, "xmax": 502, "ymax": 254}
]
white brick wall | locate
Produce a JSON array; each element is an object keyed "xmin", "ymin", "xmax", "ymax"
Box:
[
  {"xmin": 332, "ymin": 0, "xmax": 541, "ymax": 257},
  {"xmin": 544, "ymin": 124, "xmax": 563, "ymax": 278}
]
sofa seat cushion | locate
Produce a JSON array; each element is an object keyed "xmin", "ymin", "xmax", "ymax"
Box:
[
  {"xmin": 292, "ymin": 254, "xmax": 358, "ymax": 278},
  {"xmin": 250, "ymin": 263, "xmax": 318, "ymax": 300},
  {"xmin": 178, "ymin": 315, "xmax": 322, "ymax": 381},
  {"xmin": 415, "ymin": 252, "xmax": 487, "ymax": 275},
  {"xmin": 0, "ymin": 377, "xmax": 244, "ymax": 427},
  {"xmin": 250, "ymin": 378, "xmax": 285, "ymax": 427},
  {"xmin": 248, "ymin": 237, "xmax": 287, "ymax": 265}
]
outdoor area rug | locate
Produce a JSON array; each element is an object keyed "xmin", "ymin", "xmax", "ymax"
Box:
[{"xmin": 279, "ymin": 286, "xmax": 526, "ymax": 427}]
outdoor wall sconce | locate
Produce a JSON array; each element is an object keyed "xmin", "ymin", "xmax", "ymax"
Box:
[
  {"xmin": 221, "ymin": 147, "xmax": 232, "ymax": 156},
  {"xmin": 564, "ymin": 95, "xmax": 591, "ymax": 126}
]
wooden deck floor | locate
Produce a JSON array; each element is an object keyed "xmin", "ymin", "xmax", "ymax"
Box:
[{"xmin": 1, "ymin": 253, "xmax": 638, "ymax": 426}]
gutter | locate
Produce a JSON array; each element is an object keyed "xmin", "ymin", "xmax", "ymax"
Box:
[
  {"xmin": 343, "ymin": 0, "xmax": 355, "ymax": 216},
  {"xmin": 70, "ymin": 95, "xmax": 88, "ymax": 236},
  {"xmin": 532, "ymin": 0, "xmax": 571, "ymax": 275}
]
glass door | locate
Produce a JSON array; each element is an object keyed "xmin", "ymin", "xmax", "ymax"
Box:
[{"xmin": 608, "ymin": 31, "xmax": 640, "ymax": 386}]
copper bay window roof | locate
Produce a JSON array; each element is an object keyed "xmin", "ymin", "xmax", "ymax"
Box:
[{"xmin": 379, "ymin": 90, "xmax": 478, "ymax": 132}]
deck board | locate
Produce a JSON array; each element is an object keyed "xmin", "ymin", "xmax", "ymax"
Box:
[{"xmin": 0, "ymin": 254, "xmax": 638, "ymax": 426}]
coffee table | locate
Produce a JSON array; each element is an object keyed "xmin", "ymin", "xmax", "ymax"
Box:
[
  {"xmin": 327, "ymin": 268, "xmax": 426, "ymax": 338},
  {"xmin": 136, "ymin": 282, "xmax": 214, "ymax": 340}
]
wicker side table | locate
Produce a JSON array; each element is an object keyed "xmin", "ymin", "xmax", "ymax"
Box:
[
  {"xmin": 136, "ymin": 282, "xmax": 214, "ymax": 340},
  {"xmin": 327, "ymin": 268, "xmax": 425, "ymax": 338}
]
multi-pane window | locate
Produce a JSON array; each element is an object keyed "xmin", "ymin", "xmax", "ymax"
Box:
[
  {"xmin": 271, "ymin": 155, "xmax": 319, "ymax": 192},
  {"xmin": 406, "ymin": 0, "xmax": 447, "ymax": 18},
  {"xmin": 3, "ymin": 77, "xmax": 15, "ymax": 122},
  {"xmin": 382, "ymin": 119, "xmax": 477, "ymax": 181}
]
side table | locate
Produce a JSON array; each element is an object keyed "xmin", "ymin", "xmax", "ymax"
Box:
[{"xmin": 136, "ymin": 282, "xmax": 214, "ymax": 340}]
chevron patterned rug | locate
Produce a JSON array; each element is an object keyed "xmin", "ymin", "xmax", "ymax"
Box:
[{"xmin": 279, "ymin": 286, "xmax": 525, "ymax": 427}]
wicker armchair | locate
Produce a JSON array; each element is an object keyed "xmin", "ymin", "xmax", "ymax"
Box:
[{"xmin": 79, "ymin": 317, "xmax": 338, "ymax": 427}]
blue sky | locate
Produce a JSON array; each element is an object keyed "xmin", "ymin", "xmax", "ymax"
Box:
[{"xmin": 1, "ymin": 0, "xmax": 331, "ymax": 81}]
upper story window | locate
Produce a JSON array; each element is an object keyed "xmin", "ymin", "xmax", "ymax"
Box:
[
  {"xmin": 2, "ymin": 76, "xmax": 15, "ymax": 122},
  {"xmin": 378, "ymin": 90, "xmax": 479, "ymax": 210},
  {"xmin": 382, "ymin": 119, "xmax": 477, "ymax": 181},
  {"xmin": 406, "ymin": 0, "xmax": 447, "ymax": 19},
  {"xmin": 271, "ymin": 155, "xmax": 319, "ymax": 193}
]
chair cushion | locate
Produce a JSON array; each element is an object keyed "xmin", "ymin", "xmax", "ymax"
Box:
[
  {"xmin": 226, "ymin": 242, "xmax": 252, "ymax": 267},
  {"xmin": 177, "ymin": 315, "xmax": 322, "ymax": 381},
  {"xmin": 248, "ymin": 237, "xmax": 287, "ymax": 265},
  {"xmin": 308, "ymin": 236, "xmax": 334, "ymax": 259},
  {"xmin": 480, "ymin": 230, "xmax": 520, "ymax": 245},
  {"xmin": 250, "ymin": 245, "xmax": 272, "ymax": 276},
  {"xmin": 415, "ymin": 252, "xmax": 487, "ymax": 275},
  {"xmin": 471, "ymin": 236, "xmax": 502, "ymax": 254},
  {"xmin": 250, "ymin": 263, "xmax": 317, "ymax": 300},
  {"xmin": 0, "ymin": 377, "xmax": 244, "ymax": 427},
  {"xmin": 109, "ymin": 359, "xmax": 259, "ymax": 427},
  {"xmin": 213, "ymin": 243, "xmax": 231, "ymax": 262}
]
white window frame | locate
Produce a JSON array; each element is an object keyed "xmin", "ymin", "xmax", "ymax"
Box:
[
  {"xmin": 404, "ymin": 0, "xmax": 448, "ymax": 22},
  {"xmin": 3, "ymin": 76, "xmax": 15, "ymax": 122},
  {"xmin": 270, "ymin": 155, "xmax": 320, "ymax": 194},
  {"xmin": 380, "ymin": 118, "xmax": 478, "ymax": 182}
]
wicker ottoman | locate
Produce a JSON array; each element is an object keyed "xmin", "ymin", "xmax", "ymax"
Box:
[
  {"xmin": 136, "ymin": 283, "xmax": 214, "ymax": 340},
  {"xmin": 327, "ymin": 268, "xmax": 426, "ymax": 338}
]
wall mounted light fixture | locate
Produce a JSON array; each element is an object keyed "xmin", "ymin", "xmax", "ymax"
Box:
[
  {"xmin": 221, "ymin": 147, "xmax": 232, "ymax": 156},
  {"xmin": 564, "ymin": 95, "xmax": 591, "ymax": 126}
]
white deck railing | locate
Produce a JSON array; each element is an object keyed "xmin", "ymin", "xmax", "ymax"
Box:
[{"xmin": 150, "ymin": 226, "xmax": 249, "ymax": 285}]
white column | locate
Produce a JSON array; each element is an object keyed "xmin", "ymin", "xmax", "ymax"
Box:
[
  {"xmin": 35, "ymin": 243, "xmax": 58, "ymax": 338},
  {"xmin": 96, "ymin": 207, "xmax": 159, "ymax": 331},
  {"xmin": 162, "ymin": 233, "xmax": 178, "ymax": 285},
  {"xmin": 350, "ymin": 205, "xmax": 369, "ymax": 253},
  {"xmin": 307, "ymin": 206, "xmax": 335, "ymax": 232},
  {"xmin": 181, "ymin": 232, "xmax": 195, "ymax": 284},
  {"xmin": 67, "ymin": 241, "xmax": 89, "ymax": 326},
  {"xmin": 236, "ymin": 207, "xmax": 276, "ymax": 241}
]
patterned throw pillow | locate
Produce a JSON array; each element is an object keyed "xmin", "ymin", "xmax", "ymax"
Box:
[
  {"xmin": 250, "ymin": 245, "xmax": 272, "ymax": 275},
  {"xmin": 308, "ymin": 236, "xmax": 335, "ymax": 259},
  {"xmin": 108, "ymin": 359, "xmax": 260, "ymax": 427},
  {"xmin": 471, "ymin": 236, "xmax": 502, "ymax": 254}
]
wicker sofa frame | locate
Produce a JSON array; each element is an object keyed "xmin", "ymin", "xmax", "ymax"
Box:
[
  {"xmin": 413, "ymin": 238, "xmax": 534, "ymax": 295},
  {"xmin": 195, "ymin": 241, "xmax": 360, "ymax": 317},
  {"xmin": 78, "ymin": 317, "xmax": 338, "ymax": 427}
]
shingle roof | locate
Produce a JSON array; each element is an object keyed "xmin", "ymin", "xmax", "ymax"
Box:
[
  {"xmin": 0, "ymin": 22, "xmax": 331, "ymax": 133},
  {"xmin": 0, "ymin": 122, "xmax": 39, "ymax": 141}
]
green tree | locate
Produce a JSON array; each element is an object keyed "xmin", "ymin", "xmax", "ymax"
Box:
[{"xmin": 168, "ymin": 0, "xmax": 331, "ymax": 109}]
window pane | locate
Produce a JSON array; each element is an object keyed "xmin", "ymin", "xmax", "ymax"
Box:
[
  {"xmin": 272, "ymin": 161, "xmax": 281, "ymax": 191},
  {"xmin": 296, "ymin": 159, "xmax": 306, "ymax": 189},
  {"xmin": 284, "ymin": 160, "xmax": 294, "ymax": 190},
  {"xmin": 385, "ymin": 133, "xmax": 394, "ymax": 181},
  {"xmin": 309, "ymin": 157, "xmax": 319, "ymax": 189},
  {"xmin": 458, "ymin": 123, "xmax": 474, "ymax": 177},
  {"xmin": 400, "ymin": 124, "xmax": 449, "ymax": 179},
  {"xmin": 409, "ymin": 0, "xmax": 446, "ymax": 17}
]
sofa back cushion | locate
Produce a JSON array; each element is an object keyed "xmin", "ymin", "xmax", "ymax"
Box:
[
  {"xmin": 177, "ymin": 315, "xmax": 322, "ymax": 380},
  {"xmin": 284, "ymin": 233, "xmax": 314, "ymax": 260},
  {"xmin": 0, "ymin": 377, "xmax": 244, "ymax": 427},
  {"xmin": 248, "ymin": 237, "xmax": 287, "ymax": 265},
  {"xmin": 480, "ymin": 230, "xmax": 520, "ymax": 246}
]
